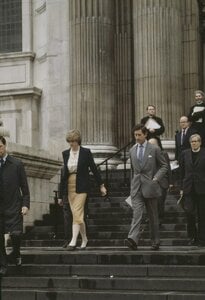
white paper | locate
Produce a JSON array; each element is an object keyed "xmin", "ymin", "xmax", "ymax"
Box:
[
  {"xmin": 170, "ymin": 160, "xmax": 179, "ymax": 171},
  {"xmin": 125, "ymin": 196, "xmax": 132, "ymax": 207},
  {"xmin": 192, "ymin": 106, "xmax": 205, "ymax": 123},
  {"xmin": 145, "ymin": 118, "xmax": 161, "ymax": 129}
]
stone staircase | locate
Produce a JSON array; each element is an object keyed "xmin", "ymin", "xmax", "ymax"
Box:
[
  {"xmin": 2, "ymin": 172, "xmax": 205, "ymax": 299},
  {"xmin": 21, "ymin": 193, "xmax": 187, "ymax": 247}
]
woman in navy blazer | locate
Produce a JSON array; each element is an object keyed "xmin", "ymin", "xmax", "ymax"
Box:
[{"xmin": 60, "ymin": 129, "xmax": 107, "ymax": 250}]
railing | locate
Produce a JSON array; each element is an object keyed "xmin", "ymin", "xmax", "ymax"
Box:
[{"xmin": 96, "ymin": 141, "xmax": 133, "ymax": 196}]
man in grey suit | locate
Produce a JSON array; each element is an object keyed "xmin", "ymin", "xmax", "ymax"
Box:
[{"xmin": 125, "ymin": 124, "xmax": 168, "ymax": 250}]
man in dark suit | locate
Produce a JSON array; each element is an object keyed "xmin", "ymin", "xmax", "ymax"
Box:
[
  {"xmin": 175, "ymin": 116, "xmax": 197, "ymax": 163},
  {"xmin": 0, "ymin": 136, "xmax": 30, "ymax": 276},
  {"xmin": 180, "ymin": 134, "xmax": 205, "ymax": 246},
  {"xmin": 175, "ymin": 116, "xmax": 197, "ymax": 245},
  {"xmin": 125, "ymin": 124, "xmax": 168, "ymax": 251},
  {"xmin": 141, "ymin": 105, "xmax": 165, "ymax": 146}
]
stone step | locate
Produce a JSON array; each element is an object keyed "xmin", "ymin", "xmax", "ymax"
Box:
[
  {"xmin": 23, "ymin": 230, "xmax": 187, "ymax": 240},
  {"xmin": 86, "ymin": 217, "xmax": 187, "ymax": 225},
  {"xmin": 6, "ymin": 264, "xmax": 205, "ymax": 278},
  {"xmin": 13, "ymin": 249, "xmax": 205, "ymax": 265},
  {"xmin": 88, "ymin": 195, "xmax": 179, "ymax": 203},
  {"xmin": 2, "ymin": 289, "xmax": 205, "ymax": 300},
  {"xmin": 20, "ymin": 238, "xmax": 190, "ymax": 247},
  {"xmin": 25, "ymin": 223, "xmax": 187, "ymax": 235},
  {"xmin": 32, "ymin": 216, "xmax": 187, "ymax": 227},
  {"xmin": 87, "ymin": 223, "xmax": 187, "ymax": 231},
  {"xmin": 3, "ymin": 248, "xmax": 205, "ymax": 299},
  {"xmin": 2, "ymin": 275, "xmax": 205, "ymax": 292},
  {"xmin": 86, "ymin": 205, "xmax": 183, "ymax": 214},
  {"xmin": 86, "ymin": 211, "xmax": 186, "ymax": 218}
]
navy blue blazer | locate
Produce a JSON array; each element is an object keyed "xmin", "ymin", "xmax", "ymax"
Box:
[
  {"xmin": 175, "ymin": 127, "xmax": 197, "ymax": 161},
  {"xmin": 61, "ymin": 146, "xmax": 103, "ymax": 195}
]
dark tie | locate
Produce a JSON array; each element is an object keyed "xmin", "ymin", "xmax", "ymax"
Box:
[
  {"xmin": 181, "ymin": 129, "xmax": 186, "ymax": 145},
  {"xmin": 138, "ymin": 145, "xmax": 144, "ymax": 164},
  {"xmin": 0, "ymin": 158, "xmax": 4, "ymax": 168}
]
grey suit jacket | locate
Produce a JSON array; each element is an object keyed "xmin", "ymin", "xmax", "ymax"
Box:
[{"xmin": 130, "ymin": 142, "xmax": 168, "ymax": 199}]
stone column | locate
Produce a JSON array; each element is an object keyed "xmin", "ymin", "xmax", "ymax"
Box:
[
  {"xmin": 182, "ymin": 0, "xmax": 201, "ymax": 114},
  {"xmin": 115, "ymin": 0, "xmax": 134, "ymax": 148},
  {"xmin": 133, "ymin": 0, "xmax": 183, "ymax": 139},
  {"xmin": 68, "ymin": 0, "xmax": 117, "ymax": 159}
]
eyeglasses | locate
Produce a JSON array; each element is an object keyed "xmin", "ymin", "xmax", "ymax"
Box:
[{"xmin": 190, "ymin": 140, "xmax": 200, "ymax": 143}]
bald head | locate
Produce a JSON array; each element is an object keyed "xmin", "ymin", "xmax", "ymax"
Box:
[{"xmin": 179, "ymin": 116, "xmax": 189, "ymax": 130}]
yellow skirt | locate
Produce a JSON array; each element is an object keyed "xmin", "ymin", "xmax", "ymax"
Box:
[{"xmin": 67, "ymin": 174, "xmax": 87, "ymax": 224}]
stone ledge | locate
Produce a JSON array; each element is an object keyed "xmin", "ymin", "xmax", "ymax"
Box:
[{"xmin": 8, "ymin": 142, "xmax": 62, "ymax": 179}]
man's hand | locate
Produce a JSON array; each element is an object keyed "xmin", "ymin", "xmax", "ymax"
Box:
[
  {"xmin": 58, "ymin": 199, "xmax": 63, "ymax": 206},
  {"xmin": 100, "ymin": 184, "xmax": 107, "ymax": 196},
  {"xmin": 149, "ymin": 128, "xmax": 155, "ymax": 133},
  {"xmin": 22, "ymin": 206, "xmax": 29, "ymax": 215}
]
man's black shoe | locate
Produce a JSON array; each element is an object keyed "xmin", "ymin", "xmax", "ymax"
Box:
[
  {"xmin": 151, "ymin": 243, "xmax": 160, "ymax": 250},
  {"xmin": 0, "ymin": 266, "xmax": 7, "ymax": 276},
  {"xmin": 124, "ymin": 238, "xmax": 138, "ymax": 250},
  {"xmin": 8, "ymin": 251, "xmax": 22, "ymax": 266},
  {"xmin": 15, "ymin": 256, "xmax": 22, "ymax": 266},
  {"xmin": 187, "ymin": 238, "xmax": 198, "ymax": 246}
]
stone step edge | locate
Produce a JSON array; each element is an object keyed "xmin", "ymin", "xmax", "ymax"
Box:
[{"xmin": 2, "ymin": 288, "xmax": 205, "ymax": 296}]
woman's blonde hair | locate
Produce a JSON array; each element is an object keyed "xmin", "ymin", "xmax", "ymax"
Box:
[{"xmin": 66, "ymin": 129, "xmax": 81, "ymax": 145}]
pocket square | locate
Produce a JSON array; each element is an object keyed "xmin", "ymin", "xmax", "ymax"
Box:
[{"xmin": 148, "ymin": 155, "xmax": 152, "ymax": 158}]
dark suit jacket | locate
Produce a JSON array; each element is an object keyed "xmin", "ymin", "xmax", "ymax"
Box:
[
  {"xmin": 61, "ymin": 146, "xmax": 103, "ymax": 195},
  {"xmin": 141, "ymin": 116, "xmax": 165, "ymax": 140},
  {"xmin": 180, "ymin": 147, "xmax": 205, "ymax": 195},
  {"xmin": 175, "ymin": 127, "xmax": 197, "ymax": 161},
  {"xmin": 0, "ymin": 155, "xmax": 30, "ymax": 233}
]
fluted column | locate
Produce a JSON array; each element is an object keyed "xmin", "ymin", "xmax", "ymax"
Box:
[
  {"xmin": 133, "ymin": 0, "xmax": 183, "ymax": 139},
  {"xmin": 68, "ymin": 0, "xmax": 116, "ymax": 156},
  {"xmin": 115, "ymin": 0, "xmax": 134, "ymax": 148},
  {"xmin": 181, "ymin": 0, "xmax": 201, "ymax": 113}
]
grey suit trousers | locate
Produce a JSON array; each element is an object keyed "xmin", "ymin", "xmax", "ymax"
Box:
[{"xmin": 128, "ymin": 189, "xmax": 160, "ymax": 245}]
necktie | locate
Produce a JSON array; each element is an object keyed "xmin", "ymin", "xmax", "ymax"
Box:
[
  {"xmin": 0, "ymin": 158, "xmax": 4, "ymax": 168},
  {"xmin": 138, "ymin": 145, "xmax": 144, "ymax": 164},
  {"xmin": 181, "ymin": 129, "xmax": 186, "ymax": 145}
]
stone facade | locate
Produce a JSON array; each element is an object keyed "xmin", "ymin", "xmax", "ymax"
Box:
[{"xmin": 0, "ymin": 0, "xmax": 204, "ymax": 225}]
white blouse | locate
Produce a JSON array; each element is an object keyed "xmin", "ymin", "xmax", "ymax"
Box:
[{"xmin": 67, "ymin": 148, "xmax": 80, "ymax": 173}]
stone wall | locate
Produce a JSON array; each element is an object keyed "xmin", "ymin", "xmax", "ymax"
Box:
[{"xmin": 8, "ymin": 142, "xmax": 62, "ymax": 229}]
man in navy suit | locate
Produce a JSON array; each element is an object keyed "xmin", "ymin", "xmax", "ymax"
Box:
[
  {"xmin": 0, "ymin": 136, "xmax": 30, "ymax": 276},
  {"xmin": 175, "ymin": 116, "xmax": 197, "ymax": 245},
  {"xmin": 175, "ymin": 116, "xmax": 197, "ymax": 163}
]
